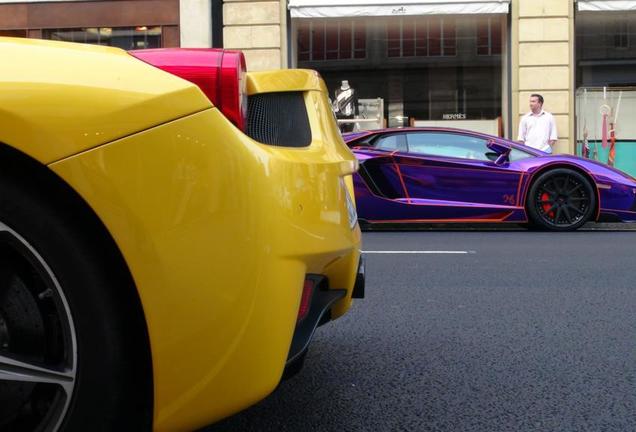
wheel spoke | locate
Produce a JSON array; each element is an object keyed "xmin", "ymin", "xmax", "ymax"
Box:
[
  {"xmin": 569, "ymin": 196, "xmax": 588, "ymax": 202},
  {"xmin": 555, "ymin": 206, "xmax": 563, "ymax": 222},
  {"xmin": 566, "ymin": 183, "xmax": 582, "ymax": 194},
  {"xmin": 0, "ymin": 353, "xmax": 74, "ymax": 396},
  {"xmin": 566, "ymin": 204, "xmax": 585, "ymax": 215},
  {"xmin": 561, "ymin": 176, "xmax": 570, "ymax": 193},
  {"xmin": 543, "ymin": 181, "xmax": 557, "ymax": 195},
  {"xmin": 562, "ymin": 205, "xmax": 573, "ymax": 224}
]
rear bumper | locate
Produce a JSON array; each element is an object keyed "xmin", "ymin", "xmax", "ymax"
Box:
[
  {"xmin": 352, "ymin": 257, "xmax": 366, "ymax": 299},
  {"xmin": 284, "ymin": 258, "xmax": 365, "ymax": 378},
  {"xmin": 286, "ymin": 276, "xmax": 345, "ymax": 366}
]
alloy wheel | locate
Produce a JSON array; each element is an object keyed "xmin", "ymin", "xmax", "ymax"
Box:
[
  {"xmin": 0, "ymin": 221, "xmax": 76, "ymax": 432},
  {"xmin": 534, "ymin": 174, "xmax": 591, "ymax": 228}
]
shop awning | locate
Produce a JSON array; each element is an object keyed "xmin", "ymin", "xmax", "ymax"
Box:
[
  {"xmin": 288, "ymin": 0, "xmax": 510, "ymax": 18},
  {"xmin": 577, "ymin": 0, "xmax": 636, "ymax": 11}
]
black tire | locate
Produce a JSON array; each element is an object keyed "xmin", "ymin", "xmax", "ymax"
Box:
[
  {"xmin": 0, "ymin": 169, "xmax": 152, "ymax": 431},
  {"xmin": 525, "ymin": 168, "xmax": 596, "ymax": 232},
  {"xmin": 358, "ymin": 219, "xmax": 371, "ymax": 231}
]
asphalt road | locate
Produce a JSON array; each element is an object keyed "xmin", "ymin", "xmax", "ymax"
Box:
[{"xmin": 205, "ymin": 230, "xmax": 636, "ymax": 432}]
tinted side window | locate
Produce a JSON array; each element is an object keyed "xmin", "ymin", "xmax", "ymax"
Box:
[
  {"xmin": 509, "ymin": 147, "xmax": 534, "ymax": 162},
  {"xmin": 374, "ymin": 134, "xmax": 407, "ymax": 152},
  {"xmin": 407, "ymin": 133, "xmax": 493, "ymax": 161}
]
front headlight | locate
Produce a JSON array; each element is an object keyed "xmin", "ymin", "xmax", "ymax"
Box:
[{"xmin": 341, "ymin": 178, "xmax": 358, "ymax": 230}]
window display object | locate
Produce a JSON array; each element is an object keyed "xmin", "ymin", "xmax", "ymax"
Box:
[{"xmin": 333, "ymin": 80, "xmax": 358, "ymax": 132}]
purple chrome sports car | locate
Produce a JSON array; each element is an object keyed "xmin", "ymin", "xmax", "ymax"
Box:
[{"xmin": 344, "ymin": 128, "xmax": 636, "ymax": 231}]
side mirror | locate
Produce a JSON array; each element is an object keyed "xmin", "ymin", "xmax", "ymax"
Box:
[{"xmin": 487, "ymin": 140, "xmax": 511, "ymax": 165}]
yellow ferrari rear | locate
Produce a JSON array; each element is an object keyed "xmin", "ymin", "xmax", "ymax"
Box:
[{"xmin": 0, "ymin": 37, "xmax": 362, "ymax": 431}]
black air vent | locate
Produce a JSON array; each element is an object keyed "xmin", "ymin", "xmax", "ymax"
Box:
[{"xmin": 247, "ymin": 92, "xmax": 312, "ymax": 147}]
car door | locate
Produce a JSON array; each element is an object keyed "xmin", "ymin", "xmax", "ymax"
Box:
[
  {"xmin": 396, "ymin": 131, "xmax": 524, "ymax": 218},
  {"xmin": 355, "ymin": 133, "xmax": 411, "ymax": 200}
]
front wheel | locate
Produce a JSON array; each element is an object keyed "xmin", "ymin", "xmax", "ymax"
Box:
[
  {"xmin": 0, "ymin": 221, "xmax": 77, "ymax": 432},
  {"xmin": 525, "ymin": 168, "xmax": 596, "ymax": 231}
]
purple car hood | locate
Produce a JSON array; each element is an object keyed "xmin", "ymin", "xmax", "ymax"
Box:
[{"xmin": 520, "ymin": 153, "xmax": 636, "ymax": 185}]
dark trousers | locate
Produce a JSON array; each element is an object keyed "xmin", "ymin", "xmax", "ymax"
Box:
[{"xmin": 337, "ymin": 114, "xmax": 355, "ymax": 133}]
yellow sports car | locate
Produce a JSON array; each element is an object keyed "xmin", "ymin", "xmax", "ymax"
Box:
[{"xmin": 0, "ymin": 38, "xmax": 364, "ymax": 431}]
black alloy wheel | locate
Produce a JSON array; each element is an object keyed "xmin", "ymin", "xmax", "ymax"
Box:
[
  {"xmin": 0, "ymin": 222, "xmax": 76, "ymax": 432},
  {"xmin": 526, "ymin": 168, "xmax": 596, "ymax": 231}
]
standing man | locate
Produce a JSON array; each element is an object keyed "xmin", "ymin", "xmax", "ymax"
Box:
[{"xmin": 518, "ymin": 94, "xmax": 558, "ymax": 153}]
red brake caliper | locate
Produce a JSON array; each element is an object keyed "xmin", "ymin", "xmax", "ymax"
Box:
[{"xmin": 541, "ymin": 192, "xmax": 555, "ymax": 218}]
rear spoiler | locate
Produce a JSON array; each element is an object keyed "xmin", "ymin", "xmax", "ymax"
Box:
[{"xmin": 247, "ymin": 69, "xmax": 327, "ymax": 95}]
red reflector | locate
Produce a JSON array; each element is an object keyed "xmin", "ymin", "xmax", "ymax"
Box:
[{"xmin": 297, "ymin": 279, "xmax": 314, "ymax": 322}]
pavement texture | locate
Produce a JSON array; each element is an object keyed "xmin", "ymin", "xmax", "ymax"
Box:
[
  {"xmin": 204, "ymin": 231, "xmax": 636, "ymax": 432},
  {"xmin": 361, "ymin": 222, "xmax": 636, "ymax": 231}
]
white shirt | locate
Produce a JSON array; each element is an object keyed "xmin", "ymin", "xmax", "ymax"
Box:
[{"xmin": 517, "ymin": 110, "xmax": 558, "ymax": 153}]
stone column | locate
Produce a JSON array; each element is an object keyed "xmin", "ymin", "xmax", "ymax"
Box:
[
  {"xmin": 511, "ymin": 0, "xmax": 575, "ymax": 153},
  {"xmin": 223, "ymin": 0, "xmax": 286, "ymax": 71},
  {"xmin": 180, "ymin": 0, "xmax": 213, "ymax": 47}
]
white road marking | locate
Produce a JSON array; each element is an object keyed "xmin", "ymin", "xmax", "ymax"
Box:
[{"xmin": 362, "ymin": 250, "xmax": 474, "ymax": 254}]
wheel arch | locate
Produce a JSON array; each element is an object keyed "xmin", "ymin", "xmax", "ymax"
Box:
[
  {"xmin": 524, "ymin": 162, "xmax": 601, "ymax": 221},
  {"xmin": 0, "ymin": 142, "xmax": 154, "ymax": 419}
]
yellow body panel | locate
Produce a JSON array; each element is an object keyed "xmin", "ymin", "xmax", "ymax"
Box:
[
  {"xmin": 0, "ymin": 37, "xmax": 210, "ymax": 164},
  {"xmin": 45, "ymin": 66, "xmax": 361, "ymax": 430},
  {"xmin": 246, "ymin": 69, "xmax": 327, "ymax": 95}
]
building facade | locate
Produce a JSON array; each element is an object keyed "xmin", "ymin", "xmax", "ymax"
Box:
[{"xmin": 0, "ymin": 0, "xmax": 217, "ymax": 49}]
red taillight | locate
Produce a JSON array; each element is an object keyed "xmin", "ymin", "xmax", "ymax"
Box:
[
  {"xmin": 129, "ymin": 48, "xmax": 247, "ymax": 131},
  {"xmin": 220, "ymin": 51, "xmax": 247, "ymax": 131},
  {"xmin": 297, "ymin": 279, "xmax": 315, "ymax": 322}
]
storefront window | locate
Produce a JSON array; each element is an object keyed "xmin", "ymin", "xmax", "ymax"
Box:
[
  {"xmin": 575, "ymin": 11, "xmax": 636, "ymax": 176},
  {"xmin": 43, "ymin": 26, "xmax": 162, "ymax": 50},
  {"xmin": 476, "ymin": 17, "xmax": 501, "ymax": 56},
  {"xmin": 576, "ymin": 12, "xmax": 636, "ymax": 87},
  {"xmin": 0, "ymin": 30, "xmax": 27, "ymax": 38},
  {"xmin": 386, "ymin": 17, "xmax": 456, "ymax": 58},
  {"xmin": 298, "ymin": 20, "xmax": 366, "ymax": 61},
  {"xmin": 295, "ymin": 16, "xmax": 504, "ymax": 132},
  {"xmin": 614, "ymin": 18, "xmax": 629, "ymax": 49}
]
